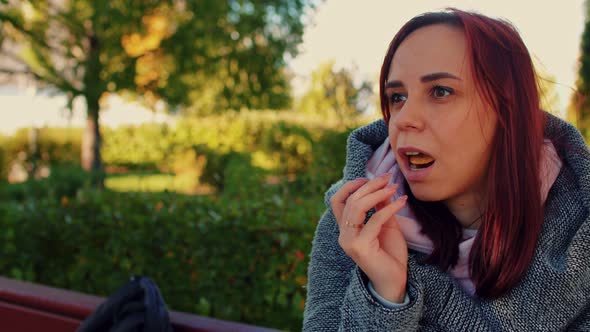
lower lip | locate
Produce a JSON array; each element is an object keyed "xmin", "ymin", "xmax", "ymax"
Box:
[{"xmin": 401, "ymin": 161, "xmax": 435, "ymax": 182}]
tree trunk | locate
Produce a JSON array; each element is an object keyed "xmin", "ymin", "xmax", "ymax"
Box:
[
  {"xmin": 81, "ymin": 99, "xmax": 104, "ymax": 188},
  {"xmin": 81, "ymin": 34, "xmax": 104, "ymax": 188}
]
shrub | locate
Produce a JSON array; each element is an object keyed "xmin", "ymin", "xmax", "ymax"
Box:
[
  {"xmin": 101, "ymin": 110, "xmax": 365, "ymax": 177},
  {"xmin": 2, "ymin": 127, "xmax": 81, "ymax": 165},
  {"xmin": 0, "ymin": 163, "xmax": 89, "ymax": 202},
  {"xmin": 0, "ymin": 184, "xmax": 323, "ymax": 331},
  {"xmin": 0, "ymin": 145, "xmax": 7, "ymax": 182},
  {"xmin": 2, "ymin": 111, "xmax": 368, "ymax": 190},
  {"xmin": 0, "ymin": 111, "xmax": 371, "ymax": 330}
]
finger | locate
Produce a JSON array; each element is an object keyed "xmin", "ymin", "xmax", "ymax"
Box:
[
  {"xmin": 376, "ymin": 183, "xmax": 399, "ymax": 211},
  {"xmin": 375, "ymin": 199, "xmax": 388, "ymax": 212},
  {"xmin": 338, "ymin": 181, "xmax": 396, "ymax": 232},
  {"xmin": 351, "ymin": 183, "xmax": 398, "ymax": 214},
  {"xmin": 331, "ymin": 178, "xmax": 369, "ymax": 222},
  {"xmin": 349, "ymin": 173, "xmax": 392, "ymax": 201},
  {"xmin": 375, "ymin": 186, "xmax": 396, "ymax": 210},
  {"xmin": 358, "ymin": 195, "xmax": 408, "ymax": 242}
]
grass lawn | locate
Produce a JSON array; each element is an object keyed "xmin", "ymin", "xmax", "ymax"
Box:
[{"xmin": 105, "ymin": 172, "xmax": 214, "ymax": 194}]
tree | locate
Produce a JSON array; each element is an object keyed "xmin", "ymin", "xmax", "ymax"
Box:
[
  {"xmin": 0, "ymin": 0, "xmax": 317, "ymax": 184},
  {"xmin": 297, "ymin": 60, "xmax": 371, "ymax": 120},
  {"xmin": 571, "ymin": 0, "xmax": 590, "ymax": 140}
]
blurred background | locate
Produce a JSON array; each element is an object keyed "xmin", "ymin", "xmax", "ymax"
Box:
[{"xmin": 0, "ymin": 0, "xmax": 588, "ymax": 330}]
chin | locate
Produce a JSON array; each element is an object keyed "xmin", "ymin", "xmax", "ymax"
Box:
[{"xmin": 406, "ymin": 183, "xmax": 446, "ymax": 202}]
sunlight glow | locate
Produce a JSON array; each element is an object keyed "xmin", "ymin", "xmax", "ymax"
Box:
[{"xmin": 290, "ymin": 0, "xmax": 585, "ymax": 115}]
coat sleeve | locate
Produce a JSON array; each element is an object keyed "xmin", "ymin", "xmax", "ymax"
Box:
[
  {"xmin": 302, "ymin": 182, "xmax": 425, "ymax": 331},
  {"xmin": 567, "ymin": 305, "xmax": 590, "ymax": 331}
]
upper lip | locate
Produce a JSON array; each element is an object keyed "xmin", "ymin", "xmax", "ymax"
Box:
[{"xmin": 397, "ymin": 146, "xmax": 434, "ymax": 158}]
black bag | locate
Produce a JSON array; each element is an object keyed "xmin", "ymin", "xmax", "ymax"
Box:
[{"xmin": 76, "ymin": 276, "xmax": 174, "ymax": 332}]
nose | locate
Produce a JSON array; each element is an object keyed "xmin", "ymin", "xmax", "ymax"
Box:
[{"xmin": 393, "ymin": 97, "xmax": 424, "ymax": 131}]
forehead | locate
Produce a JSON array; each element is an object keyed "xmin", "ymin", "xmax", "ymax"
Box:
[{"xmin": 388, "ymin": 24, "xmax": 469, "ymax": 81}]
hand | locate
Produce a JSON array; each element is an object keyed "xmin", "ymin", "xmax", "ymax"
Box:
[{"xmin": 330, "ymin": 174, "xmax": 409, "ymax": 303}]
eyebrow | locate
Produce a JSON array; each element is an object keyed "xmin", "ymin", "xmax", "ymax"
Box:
[{"xmin": 385, "ymin": 72, "xmax": 462, "ymax": 88}]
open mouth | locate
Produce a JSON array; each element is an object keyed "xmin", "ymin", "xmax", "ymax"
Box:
[{"xmin": 405, "ymin": 151, "xmax": 435, "ymax": 170}]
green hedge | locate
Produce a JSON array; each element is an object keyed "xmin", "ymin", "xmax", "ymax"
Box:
[
  {"xmin": 0, "ymin": 127, "xmax": 82, "ymax": 182},
  {"xmin": 101, "ymin": 110, "xmax": 354, "ymax": 176},
  {"xmin": 0, "ymin": 178, "xmax": 322, "ymax": 331},
  {"xmin": 0, "ymin": 145, "xmax": 6, "ymax": 182},
  {"xmin": 0, "ymin": 110, "xmax": 362, "ymax": 191},
  {"xmin": 0, "ymin": 111, "xmax": 372, "ymax": 330},
  {"xmin": 2, "ymin": 127, "xmax": 82, "ymax": 164}
]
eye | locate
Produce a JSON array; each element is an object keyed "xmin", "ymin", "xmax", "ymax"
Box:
[
  {"xmin": 431, "ymin": 86, "xmax": 454, "ymax": 99},
  {"xmin": 389, "ymin": 93, "xmax": 407, "ymax": 105}
]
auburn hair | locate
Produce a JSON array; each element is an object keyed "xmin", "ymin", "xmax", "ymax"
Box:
[{"xmin": 379, "ymin": 9, "xmax": 546, "ymax": 298}]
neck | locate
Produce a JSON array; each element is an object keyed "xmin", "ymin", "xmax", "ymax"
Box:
[{"xmin": 445, "ymin": 192, "xmax": 486, "ymax": 229}]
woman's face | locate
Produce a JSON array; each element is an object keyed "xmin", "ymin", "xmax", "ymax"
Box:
[{"xmin": 386, "ymin": 24, "xmax": 498, "ymax": 205}]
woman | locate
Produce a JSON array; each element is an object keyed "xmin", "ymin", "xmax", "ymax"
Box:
[{"xmin": 303, "ymin": 8, "xmax": 590, "ymax": 331}]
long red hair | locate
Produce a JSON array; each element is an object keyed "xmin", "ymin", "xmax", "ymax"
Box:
[{"xmin": 379, "ymin": 9, "xmax": 546, "ymax": 298}]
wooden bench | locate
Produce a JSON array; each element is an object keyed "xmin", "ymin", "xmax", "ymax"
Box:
[{"xmin": 0, "ymin": 277, "xmax": 280, "ymax": 332}]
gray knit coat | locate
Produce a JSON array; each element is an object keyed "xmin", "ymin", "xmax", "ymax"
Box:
[{"xmin": 303, "ymin": 114, "xmax": 590, "ymax": 331}]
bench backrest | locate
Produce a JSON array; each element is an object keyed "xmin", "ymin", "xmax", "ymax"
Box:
[{"xmin": 0, "ymin": 277, "xmax": 279, "ymax": 332}]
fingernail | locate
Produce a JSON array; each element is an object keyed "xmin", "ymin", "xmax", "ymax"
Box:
[
  {"xmin": 386, "ymin": 183, "xmax": 398, "ymax": 190},
  {"xmin": 379, "ymin": 172, "xmax": 392, "ymax": 179},
  {"xmin": 398, "ymin": 195, "xmax": 408, "ymax": 202}
]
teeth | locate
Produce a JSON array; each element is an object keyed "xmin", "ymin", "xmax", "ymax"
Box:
[
  {"xmin": 409, "ymin": 155, "xmax": 435, "ymax": 165},
  {"xmin": 403, "ymin": 150, "xmax": 435, "ymax": 170}
]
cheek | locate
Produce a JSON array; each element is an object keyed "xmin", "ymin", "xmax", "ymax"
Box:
[
  {"xmin": 441, "ymin": 114, "xmax": 497, "ymax": 182},
  {"xmin": 441, "ymin": 105, "xmax": 497, "ymax": 150},
  {"xmin": 388, "ymin": 122, "xmax": 400, "ymax": 154}
]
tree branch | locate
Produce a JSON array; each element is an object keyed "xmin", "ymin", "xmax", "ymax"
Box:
[
  {"xmin": 33, "ymin": 46, "xmax": 82, "ymax": 91},
  {"xmin": 30, "ymin": 1, "xmax": 86, "ymax": 37},
  {"xmin": 0, "ymin": 13, "xmax": 53, "ymax": 52},
  {"xmin": 0, "ymin": 49, "xmax": 28, "ymax": 66},
  {"xmin": 0, "ymin": 68, "xmax": 28, "ymax": 74},
  {"xmin": 0, "ymin": 67, "xmax": 45, "ymax": 82},
  {"xmin": 0, "ymin": 66, "xmax": 82, "ymax": 96},
  {"xmin": 0, "ymin": 9, "xmax": 87, "ymax": 96},
  {"xmin": 1, "ymin": 14, "xmax": 79, "ymax": 65}
]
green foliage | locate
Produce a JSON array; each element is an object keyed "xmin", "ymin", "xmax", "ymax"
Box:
[
  {"xmin": 0, "ymin": 177, "xmax": 322, "ymax": 331},
  {"xmin": 0, "ymin": 111, "xmax": 368, "ymax": 330},
  {"xmin": 101, "ymin": 110, "xmax": 361, "ymax": 187},
  {"xmin": 0, "ymin": 145, "xmax": 6, "ymax": 182},
  {"xmin": 169, "ymin": 146, "xmax": 209, "ymax": 190},
  {"xmin": 307, "ymin": 128, "xmax": 352, "ymax": 190},
  {"xmin": 1, "ymin": 110, "xmax": 362, "ymax": 186},
  {"xmin": 1, "ymin": 127, "xmax": 82, "ymax": 165},
  {"xmin": 297, "ymin": 60, "xmax": 372, "ymax": 120},
  {"xmin": 167, "ymin": 146, "xmax": 254, "ymax": 193},
  {"xmin": 572, "ymin": 1, "xmax": 590, "ymax": 140},
  {"xmin": 0, "ymin": 0, "xmax": 319, "ymax": 175},
  {"xmin": 258, "ymin": 121, "xmax": 314, "ymax": 173},
  {"xmin": 0, "ymin": 1, "xmax": 318, "ymax": 112},
  {"xmin": 0, "ymin": 127, "xmax": 82, "ymax": 182},
  {"xmin": 0, "ymin": 163, "xmax": 89, "ymax": 202},
  {"xmin": 105, "ymin": 172, "xmax": 183, "ymax": 193}
]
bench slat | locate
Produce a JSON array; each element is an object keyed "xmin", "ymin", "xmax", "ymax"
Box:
[
  {"xmin": 0, "ymin": 277, "xmax": 280, "ymax": 332},
  {"xmin": 0, "ymin": 301, "xmax": 81, "ymax": 332}
]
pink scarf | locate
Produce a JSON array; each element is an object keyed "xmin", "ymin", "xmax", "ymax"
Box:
[{"xmin": 366, "ymin": 138, "xmax": 563, "ymax": 295}]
